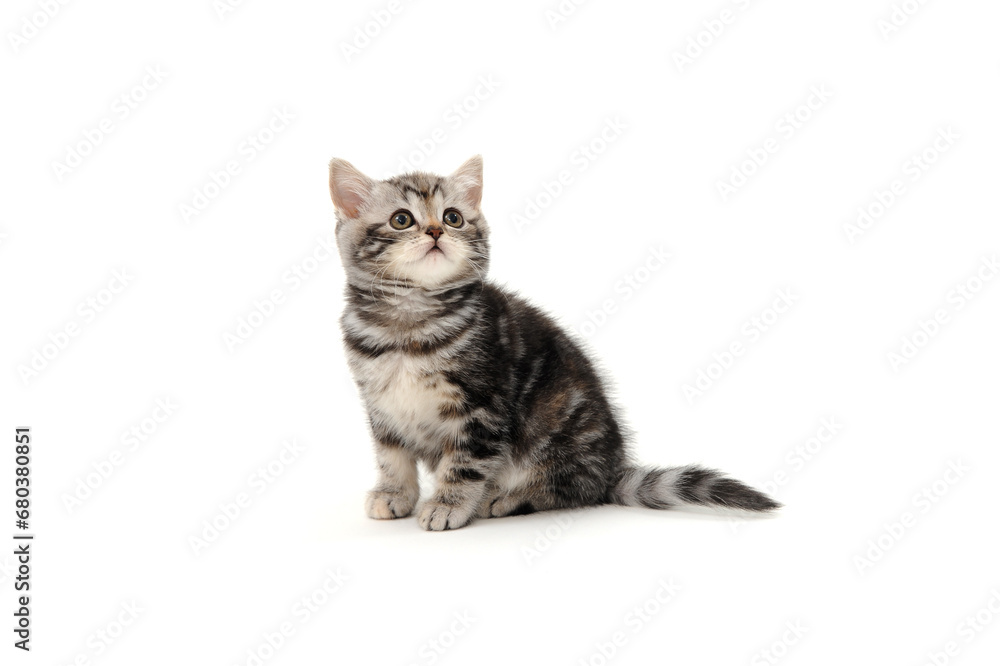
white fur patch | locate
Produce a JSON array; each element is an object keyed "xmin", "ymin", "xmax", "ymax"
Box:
[{"xmin": 358, "ymin": 351, "xmax": 463, "ymax": 456}]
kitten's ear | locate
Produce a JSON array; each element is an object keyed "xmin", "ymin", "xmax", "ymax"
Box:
[
  {"xmin": 449, "ymin": 155, "xmax": 483, "ymax": 210},
  {"xmin": 328, "ymin": 158, "xmax": 374, "ymax": 218}
]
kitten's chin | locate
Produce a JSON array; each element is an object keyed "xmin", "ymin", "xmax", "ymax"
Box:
[{"xmin": 405, "ymin": 251, "xmax": 466, "ymax": 289}]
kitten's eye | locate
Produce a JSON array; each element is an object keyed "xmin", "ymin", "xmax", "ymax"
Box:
[
  {"xmin": 443, "ymin": 209, "xmax": 464, "ymax": 228},
  {"xmin": 389, "ymin": 210, "xmax": 414, "ymax": 230}
]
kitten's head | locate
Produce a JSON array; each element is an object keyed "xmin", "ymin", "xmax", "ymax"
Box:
[{"xmin": 328, "ymin": 156, "xmax": 490, "ymax": 292}]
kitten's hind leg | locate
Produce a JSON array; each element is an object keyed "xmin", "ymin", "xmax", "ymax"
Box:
[
  {"xmin": 484, "ymin": 490, "xmax": 540, "ymax": 518},
  {"xmin": 484, "ymin": 461, "xmax": 616, "ymax": 518},
  {"xmin": 366, "ymin": 438, "xmax": 420, "ymax": 520},
  {"xmin": 418, "ymin": 438, "xmax": 501, "ymax": 531},
  {"xmin": 480, "ymin": 464, "xmax": 547, "ymax": 518}
]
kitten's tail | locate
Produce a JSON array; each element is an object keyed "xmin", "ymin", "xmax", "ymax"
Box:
[{"xmin": 610, "ymin": 465, "xmax": 780, "ymax": 512}]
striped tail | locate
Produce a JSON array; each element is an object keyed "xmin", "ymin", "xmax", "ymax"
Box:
[{"xmin": 611, "ymin": 465, "xmax": 780, "ymax": 512}]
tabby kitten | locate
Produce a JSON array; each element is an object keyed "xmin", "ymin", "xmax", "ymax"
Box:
[{"xmin": 328, "ymin": 155, "xmax": 778, "ymax": 531}]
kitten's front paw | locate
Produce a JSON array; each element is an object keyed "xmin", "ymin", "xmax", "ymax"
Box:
[
  {"xmin": 366, "ymin": 489, "xmax": 417, "ymax": 520},
  {"xmin": 417, "ymin": 500, "xmax": 474, "ymax": 531}
]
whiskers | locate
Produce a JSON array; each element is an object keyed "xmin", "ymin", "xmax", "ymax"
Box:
[
  {"xmin": 368, "ymin": 253, "xmax": 411, "ymax": 301},
  {"xmin": 362, "ymin": 235, "xmax": 490, "ymax": 299},
  {"xmin": 459, "ymin": 245, "xmax": 489, "ymax": 294}
]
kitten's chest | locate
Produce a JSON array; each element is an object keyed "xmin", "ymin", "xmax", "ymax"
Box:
[{"xmin": 353, "ymin": 352, "xmax": 462, "ymax": 451}]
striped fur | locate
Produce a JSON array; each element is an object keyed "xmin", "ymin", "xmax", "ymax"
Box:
[{"xmin": 329, "ymin": 156, "xmax": 779, "ymax": 530}]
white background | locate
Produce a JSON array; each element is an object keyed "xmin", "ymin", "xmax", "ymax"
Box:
[{"xmin": 2, "ymin": 0, "xmax": 999, "ymax": 664}]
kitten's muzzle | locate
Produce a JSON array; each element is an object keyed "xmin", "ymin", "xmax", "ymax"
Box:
[{"xmin": 425, "ymin": 225, "xmax": 443, "ymax": 240}]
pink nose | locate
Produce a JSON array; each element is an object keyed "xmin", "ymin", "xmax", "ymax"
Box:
[{"xmin": 426, "ymin": 226, "xmax": 443, "ymax": 240}]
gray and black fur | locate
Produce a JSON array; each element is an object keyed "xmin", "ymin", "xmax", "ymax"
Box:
[{"xmin": 328, "ymin": 155, "xmax": 779, "ymax": 530}]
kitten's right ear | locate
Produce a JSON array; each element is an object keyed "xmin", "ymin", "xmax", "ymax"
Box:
[
  {"xmin": 328, "ymin": 158, "xmax": 374, "ymax": 218},
  {"xmin": 450, "ymin": 155, "xmax": 484, "ymax": 210}
]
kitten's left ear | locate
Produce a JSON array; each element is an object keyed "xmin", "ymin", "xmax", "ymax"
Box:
[
  {"xmin": 328, "ymin": 158, "xmax": 374, "ymax": 218},
  {"xmin": 449, "ymin": 155, "xmax": 483, "ymax": 210}
]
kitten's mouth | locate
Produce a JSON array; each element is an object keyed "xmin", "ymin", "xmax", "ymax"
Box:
[{"xmin": 425, "ymin": 245, "xmax": 445, "ymax": 257}]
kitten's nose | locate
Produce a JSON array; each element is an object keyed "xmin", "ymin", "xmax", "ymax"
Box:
[{"xmin": 426, "ymin": 225, "xmax": 443, "ymax": 240}]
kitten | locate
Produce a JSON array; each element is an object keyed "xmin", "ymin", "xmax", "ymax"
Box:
[{"xmin": 328, "ymin": 155, "xmax": 779, "ymax": 531}]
